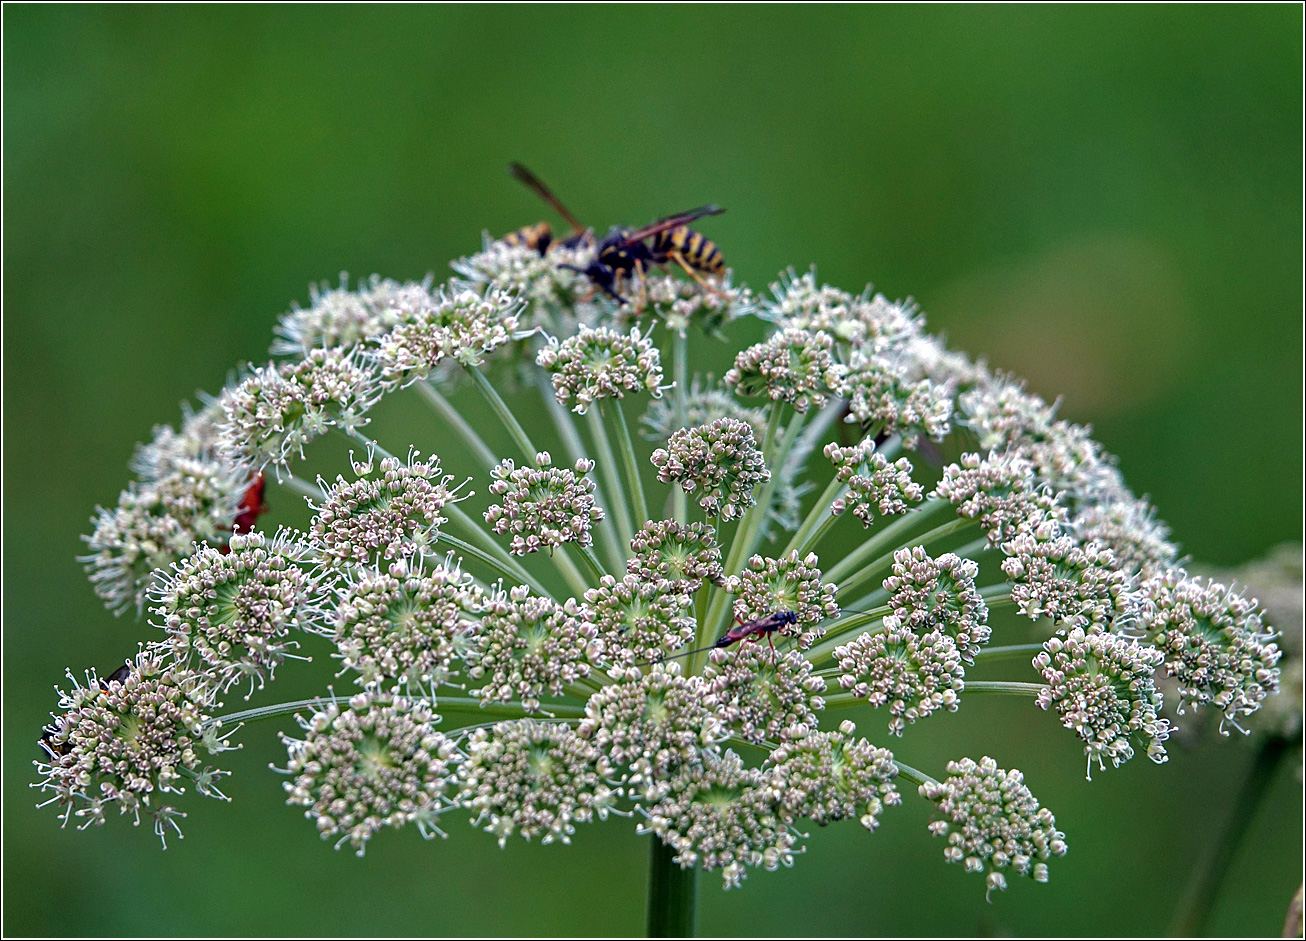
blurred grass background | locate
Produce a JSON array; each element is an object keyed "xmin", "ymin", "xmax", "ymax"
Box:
[{"xmin": 4, "ymin": 5, "xmax": 1301, "ymax": 936}]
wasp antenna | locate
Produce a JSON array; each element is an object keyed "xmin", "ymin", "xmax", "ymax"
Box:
[{"xmin": 635, "ymin": 643, "xmax": 718, "ymax": 667}]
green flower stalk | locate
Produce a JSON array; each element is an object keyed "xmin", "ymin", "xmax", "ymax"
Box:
[{"xmin": 41, "ymin": 214, "xmax": 1285, "ymax": 936}]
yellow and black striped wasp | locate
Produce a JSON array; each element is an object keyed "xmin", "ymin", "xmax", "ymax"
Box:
[
  {"xmin": 559, "ymin": 205, "xmax": 730, "ymax": 308},
  {"xmin": 498, "ymin": 162, "xmax": 592, "ymax": 255},
  {"xmin": 503, "ymin": 162, "xmax": 729, "ymax": 309}
]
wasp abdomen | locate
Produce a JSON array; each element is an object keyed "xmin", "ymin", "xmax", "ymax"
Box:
[
  {"xmin": 499, "ymin": 221, "xmax": 553, "ymax": 254},
  {"xmin": 652, "ymin": 226, "xmax": 725, "ymax": 274}
]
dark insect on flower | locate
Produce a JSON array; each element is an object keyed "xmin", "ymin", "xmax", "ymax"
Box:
[
  {"xmin": 561, "ymin": 205, "xmax": 728, "ymax": 308},
  {"xmin": 499, "ymin": 162, "xmax": 592, "ymax": 255},
  {"xmin": 644, "ymin": 611, "xmax": 800, "ymax": 664}
]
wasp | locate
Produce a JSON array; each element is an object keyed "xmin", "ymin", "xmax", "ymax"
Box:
[
  {"xmin": 497, "ymin": 162, "xmax": 591, "ymax": 255},
  {"xmin": 561, "ymin": 204, "xmax": 728, "ymax": 308}
]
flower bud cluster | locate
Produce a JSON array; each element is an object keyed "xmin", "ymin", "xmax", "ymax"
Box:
[
  {"xmin": 834, "ymin": 617, "xmax": 966, "ymax": 736},
  {"xmin": 919, "ymin": 756, "xmax": 1067, "ymax": 898},
  {"xmin": 217, "ymin": 347, "xmax": 382, "ymax": 473},
  {"xmin": 82, "ymin": 457, "xmax": 248, "ymax": 615},
  {"xmin": 452, "ymin": 239, "xmax": 595, "ymax": 330},
  {"xmin": 130, "ymin": 401, "xmax": 226, "ymax": 480},
  {"xmin": 484, "ymin": 452, "xmax": 603, "ymax": 554},
  {"xmin": 766, "ymin": 720, "xmax": 901, "ymax": 829},
  {"xmin": 578, "ymin": 664, "xmax": 726, "ymax": 787},
  {"xmin": 883, "ymin": 547, "xmax": 990, "ymax": 661},
  {"xmin": 1034, "ymin": 628, "xmax": 1171, "ymax": 776},
  {"xmin": 331, "ymin": 558, "xmax": 484, "ymax": 691},
  {"xmin": 1000, "ymin": 523, "xmax": 1128, "ymax": 631},
  {"xmin": 934, "ymin": 451, "xmax": 1066, "ymax": 546},
  {"xmin": 308, "ymin": 450, "xmax": 467, "ymax": 571},
  {"xmin": 470, "ymin": 587, "xmax": 595, "ymax": 713},
  {"xmin": 615, "ymin": 272, "xmax": 753, "ymax": 337},
  {"xmin": 150, "ymin": 531, "xmax": 320, "ymax": 694},
  {"xmin": 35, "ymin": 651, "xmax": 223, "ymax": 844},
  {"xmin": 837, "ymin": 350, "xmax": 954, "ymax": 448},
  {"xmin": 725, "ymin": 327, "xmax": 846, "ymax": 413},
  {"xmin": 637, "ymin": 750, "xmax": 797, "ymax": 891},
  {"xmin": 626, "ymin": 519, "xmax": 725, "ymax": 593},
  {"xmin": 281, "ymin": 693, "xmax": 458, "ymax": 855},
  {"xmin": 537, "ymin": 323, "xmax": 664, "ymax": 414},
  {"xmin": 370, "ymin": 284, "xmax": 522, "ymax": 388},
  {"xmin": 1137, "ymin": 571, "xmax": 1281, "ymax": 729},
  {"xmin": 1072, "ymin": 496, "xmax": 1179, "ymax": 580},
  {"xmin": 459, "ymin": 719, "xmax": 620, "ymax": 846},
  {"xmin": 272, "ymin": 274, "xmax": 418, "ymax": 355},
  {"xmin": 702, "ymin": 646, "xmax": 826, "ymax": 744},
  {"xmin": 765, "ymin": 270, "xmax": 920, "ymax": 353},
  {"xmin": 825, "ymin": 441, "xmax": 923, "ymax": 524},
  {"xmin": 651, "ymin": 418, "xmax": 770, "ymax": 521},
  {"xmin": 582, "ymin": 573, "xmax": 695, "ymax": 667},
  {"xmin": 898, "ymin": 333, "xmax": 991, "ymax": 388}
]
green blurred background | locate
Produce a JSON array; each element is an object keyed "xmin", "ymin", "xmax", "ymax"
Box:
[{"xmin": 5, "ymin": 6, "xmax": 1301, "ymax": 936}]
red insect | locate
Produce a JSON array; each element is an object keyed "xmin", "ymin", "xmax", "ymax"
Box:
[
  {"xmin": 232, "ymin": 472, "xmax": 268, "ymax": 536},
  {"xmin": 219, "ymin": 473, "xmax": 269, "ymax": 553}
]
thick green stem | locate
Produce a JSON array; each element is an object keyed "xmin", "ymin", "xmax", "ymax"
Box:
[
  {"xmin": 587, "ymin": 408, "xmax": 635, "ymax": 555},
  {"xmin": 672, "ymin": 329, "xmax": 689, "ymax": 431},
  {"xmin": 891, "ymin": 759, "xmax": 938, "ymax": 790},
  {"xmin": 467, "ymin": 365, "xmax": 538, "ymax": 458},
  {"xmin": 608, "ymin": 400, "xmax": 650, "ymax": 530},
  {"xmin": 972, "ymin": 643, "xmax": 1045, "ymax": 663},
  {"xmin": 414, "ymin": 380, "xmax": 500, "ymax": 470},
  {"xmin": 782, "ymin": 474, "xmax": 845, "ymax": 558},
  {"xmin": 670, "ymin": 331, "xmax": 690, "ymax": 527},
  {"xmin": 280, "ymin": 471, "xmax": 326, "ymax": 501},
  {"xmin": 952, "ymin": 535, "xmax": 994, "ymax": 561},
  {"xmin": 824, "ymin": 497, "xmax": 953, "ymax": 586},
  {"xmin": 438, "ymin": 697, "xmax": 585, "ymax": 720},
  {"xmin": 444, "ymin": 503, "xmax": 552, "ymax": 598},
  {"xmin": 834, "ymin": 516, "xmax": 972, "ymax": 600},
  {"xmin": 963, "ymin": 680, "xmax": 1045, "ymax": 697},
  {"xmin": 672, "ymin": 488, "xmax": 688, "ymax": 525},
  {"xmin": 551, "ymin": 545, "xmax": 592, "ymax": 598},
  {"xmin": 804, "ymin": 611, "xmax": 887, "ymax": 664},
  {"xmin": 573, "ymin": 542, "xmax": 609, "ymax": 583},
  {"xmin": 208, "ymin": 695, "xmax": 583, "ymax": 729},
  {"xmin": 1168, "ymin": 736, "xmax": 1290, "ymax": 937},
  {"xmin": 646, "ymin": 837, "xmax": 699, "ymax": 938}
]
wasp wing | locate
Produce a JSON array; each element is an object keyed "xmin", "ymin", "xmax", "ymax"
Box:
[
  {"xmin": 507, "ymin": 162, "xmax": 586, "ymax": 234},
  {"xmin": 617, "ymin": 205, "xmax": 725, "ymax": 247}
]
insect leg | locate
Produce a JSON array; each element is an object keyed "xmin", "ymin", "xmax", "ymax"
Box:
[
  {"xmin": 668, "ymin": 251, "xmax": 730, "ymax": 300},
  {"xmin": 633, "ymin": 259, "xmax": 649, "ymax": 314}
]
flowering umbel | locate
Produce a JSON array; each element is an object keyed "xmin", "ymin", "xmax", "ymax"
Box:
[{"xmin": 48, "ymin": 207, "xmax": 1280, "ymax": 912}]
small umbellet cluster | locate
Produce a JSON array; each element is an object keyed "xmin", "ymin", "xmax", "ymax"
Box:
[{"xmin": 40, "ymin": 216, "xmax": 1281, "ymax": 901}]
